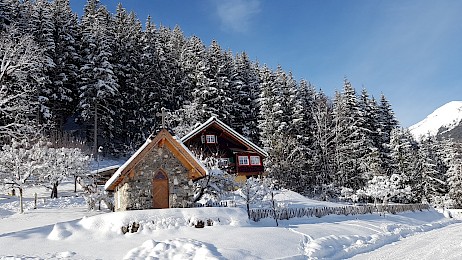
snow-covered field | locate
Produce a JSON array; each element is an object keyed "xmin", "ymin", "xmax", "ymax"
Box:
[{"xmin": 0, "ymin": 183, "xmax": 459, "ymax": 260}]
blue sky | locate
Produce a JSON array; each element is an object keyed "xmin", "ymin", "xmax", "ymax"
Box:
[{"xmin": 70, "ymin": 0, "xmax": 462, "ymax": 127}]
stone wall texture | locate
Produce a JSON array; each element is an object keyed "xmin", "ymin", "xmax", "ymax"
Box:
[{"xmin": 114, "ymin": 145, "xmax": 196, "ymax": 211}]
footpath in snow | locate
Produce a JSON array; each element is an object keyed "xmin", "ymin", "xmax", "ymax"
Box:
[{"xmin": 351, "ymin": 221, "xmax": 462, "ymax": 260}]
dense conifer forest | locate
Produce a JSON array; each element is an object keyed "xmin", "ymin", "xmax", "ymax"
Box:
[{"xmin": 1, "ymin": 0, "xmax": 461, "ymax": 206}]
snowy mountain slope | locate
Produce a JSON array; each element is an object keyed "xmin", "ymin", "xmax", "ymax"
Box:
[{"xmin": 409, "ymin": 101, "xmax": 462, "ymax": 139}]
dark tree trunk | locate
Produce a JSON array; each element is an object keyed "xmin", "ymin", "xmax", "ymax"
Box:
[
  {"xmin": 51, "ymin": 181, "xmax": 58, "ymax": 199},
  {"xmin": 19, "ymin": 187, "xmax": 24, "ymax": 214},
  {"xmin": 74, "ymin": 176, "xmax": 77, "ymax": 193},
  {"xmin": 246, "ymin": 202, "xmax": 250, "ymax": 219}
]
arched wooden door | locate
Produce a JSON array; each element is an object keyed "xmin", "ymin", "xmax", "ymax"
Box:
[{"xmin": 152, "ymin": 171, "xmax": 169, "ymax": 209}]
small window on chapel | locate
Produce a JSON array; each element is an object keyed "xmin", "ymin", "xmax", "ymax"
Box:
[
  {"xmin": 238, "ymin": 156, "xmax": 249, "ymax": 165},
  {"xmin": 206, "ymin": 135, "xmax": 216, "ymax": 144}
]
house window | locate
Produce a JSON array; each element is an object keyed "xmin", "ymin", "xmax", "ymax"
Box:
[
  {"xmin": 238, "ymin": 156, "xmax": 249, "ymax": 165},
  {"xmin": 218, "ymin": 158, "xmax": 229, "ymax": 167},
  {"xmin": 250, "ymin": 156, "xmax": 261, "ymax": 166},
  {"xmin": 206, "ymin": 135, "xmax": 216, "ymax": 144}
]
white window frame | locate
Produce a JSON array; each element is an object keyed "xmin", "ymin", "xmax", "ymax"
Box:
[
  {"xmin": 250, "ymin": 155, "xmax": 261, "ymax": 166},
  {"xmin": 206, "ymin": 134, "xmax": 216, "ymax": 144},
  {"xmin": 238, "ymin": 155, "xmax": 249, "ymax": 165},
  {"xmin": 218, "ymin": 158, "xmax": 229, "ymax": 167}
]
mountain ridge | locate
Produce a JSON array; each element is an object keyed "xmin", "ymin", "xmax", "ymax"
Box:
[{"xmin": 409, "ymin": 101, "xmax": 462, "ymax": 141}]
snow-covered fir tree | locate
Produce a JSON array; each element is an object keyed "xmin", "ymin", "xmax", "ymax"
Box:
[
  {"xmin": 229, "ymin": 52, "xmax": 260, "ymax": 141},
  {"xmin": 377, "ymin": 94, "xmax": 399, "ymax": 175},
  {"xmin": 109, "ymin": 3, "xmax": 143, "ymax": 153},
  {"xmin": 291, "ymin": 80, "xmax": 317, "ymax": 194},
  {"xmin": 331, "ymin": 80, "xmax": 367, "ymax": 191},
  {"xmin": 78, "ymin": 0, "xmax": 119, "ymax": 155},
  {"xmin": 48, "ymin": 0, "xmax": 81, "ymax": 128},
  {"xmin": 415, "ymin": 136, "xmax": 448, "ymax": 203},
  {"xmin": 445, "ymin": 140, "xmax": 462, "ymax": 208},
  {"xmin": 27, "ymin": 0, "xmax": 56, "ymax": 126}
]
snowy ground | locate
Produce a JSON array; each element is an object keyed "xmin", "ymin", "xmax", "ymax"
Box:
[
  {"xmin": 351, "ymin": 222, "xmax": 462, "ymax": 260},
  {"xmin": 0, "ymin": 182, "xmax": 459, "ymax": 260}
]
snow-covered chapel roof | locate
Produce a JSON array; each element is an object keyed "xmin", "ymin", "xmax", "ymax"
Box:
[
  {"xmin": 104, "ymin": 129, "xmax": 208, "ymax": 191},
  {"xmin": 181, "ymin": 116, "xmax": 268, "ymax": 158}
]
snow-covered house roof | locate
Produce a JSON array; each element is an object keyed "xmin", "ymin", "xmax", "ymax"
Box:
[
  {"xmin": 91, "ymin": 165, "xmax": 120, "ymax": 185},
  {"xmin": 181, "ymin": 116, "xmax": 268, "ymax": 158},
  {"xmin": 105, "ymin": 129, "xmax": 208, "ymax": 191},
  {"xmin": 90, "ymin": 165, "xmax": 120, "ymax": 175}
]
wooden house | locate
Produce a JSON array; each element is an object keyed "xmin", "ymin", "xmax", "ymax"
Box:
[
  {"xmin": 181, "ymin": 117, "xmax": 268, "ymax": 182},
  {"xmin": 104, "ymin": 128, "xmax": 207, "ymax": 211}
]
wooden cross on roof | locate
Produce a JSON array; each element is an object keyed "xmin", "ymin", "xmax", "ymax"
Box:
[{"xmin": 156, "ymin": 107, "xmax": 168, "ymax": 129}]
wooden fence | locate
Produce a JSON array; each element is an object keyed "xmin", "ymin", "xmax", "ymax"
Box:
[
  {"xmin": 193, "ymin": 201, "xmax": 229, "ymax": 208},
  {"xmin": 249, "ymin": 203, "xmax": 431, "ymax": 222}
]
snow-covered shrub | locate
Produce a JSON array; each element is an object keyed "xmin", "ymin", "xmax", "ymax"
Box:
[
  {"xmin": 361, "ymin": 174, "xmax": 411, "ymax": 205},
  {"xmin": 77, "ymin": 174, "xmax": 113, "ymax": 211},
  {"xmin": 191, "ymin": 151, "xmax": 236, "ymax": 204}
]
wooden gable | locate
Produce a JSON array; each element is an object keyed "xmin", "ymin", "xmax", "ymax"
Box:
[
  {"xmin": 105, "ymin": 129, "xmax": 207, "ymax": 191},
  {"xmin": 181, "ymin": 117, "xmax": 268, "ymax": 178},
  {"xmin": 181, "ymin": 117, "xmax": 268, "ymax": 158}
]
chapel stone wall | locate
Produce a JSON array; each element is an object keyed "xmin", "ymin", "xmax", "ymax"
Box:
[{"xmin": 114, "ymin": 146, "xmax": 196, "ymax": 211}]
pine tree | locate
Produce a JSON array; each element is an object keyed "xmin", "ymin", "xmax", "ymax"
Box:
[
  {"xmin": 191, "ymin": 40, "xmax": 233, "ymax": 122},
  {"xmin": 126, "ymin": 15, "xmax": 161, "ymax": 147},
  {"xmin": 173, "ymin": 34, "xmax": 207, "ymax": 131},
  {"xmin": 49, "ymin": 0, "xmax": 81, "ymax": 129},
  {"xmin": 445, "ymin": 140, "xmax": 462, "ymax": 208},
  {"xmin": 377, "ymin": 94, "xmax": 399, "ymax": 175},
  {"xmin": 180, "ymin": 35, "xmax": 206, "ymax": 105},
  {"xmin": 274, "ymin": 68, "xmax": 303, "ymax": 190},
  {"xmin": 388, "ymin": 128, "xmax": 419, "ymax": 202},
  {"xmin": 291, "ymin": 80, "xmax": 316, "ymax": 193},
  {"xmin": 272, "ymin": 66, "xmax": 296, "ymax": 135},
  {"xmin": 257, "ymin": 65, "xmax": 278, "ymax": 175},
  {"xmin": 258, "ymin": 65, "xmax": 304, "ymax": 190},
  {"xmin": 0, "ymin": 0, "xmax": 16, "ymax": 30},
  {"xmin": 154, "ymin": 25, "xmax": 188, "ymax": 111},
  {"xmin": 415, "ymin": 136, "xmax": 448, "ymax": 203},
  {"xmin": 3, "ymin": 0, "xmax": 29, "ymax": 32},
  {"xmin": 78, "ymin": 0, "xmax": 119, "ymax": 155},
  {"xmin": 331, "ymin": 80, "xmax": 367, "ymax": 191},
  {"xmin": 110, "ymin": 4, "xmax": 143, "ymax": 152},
  {"xmin": 28, "ymin": 0, "xmax": 56, "ymax": 126},
  {"xmin": 357, "ymin": 89, "xmax": 381, "ymax": 178},
  {"xmin": 229, "ymin": 52, "xmax": 260, "ymax": 141}
]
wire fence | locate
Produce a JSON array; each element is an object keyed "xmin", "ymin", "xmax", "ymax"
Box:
[{"xmin": 249, "ymin": 203, "xmax": 431, "ymax": 222}]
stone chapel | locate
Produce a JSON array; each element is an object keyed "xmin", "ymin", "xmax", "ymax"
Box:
[{"xmin": 104, "ymin": 115, "xmax": 267, "ymax": 211}]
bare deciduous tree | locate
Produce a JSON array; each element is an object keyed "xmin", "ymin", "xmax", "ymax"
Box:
[{"xmin": 0, "ymin": 26, "xmax": 44, "ymax": 141}]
